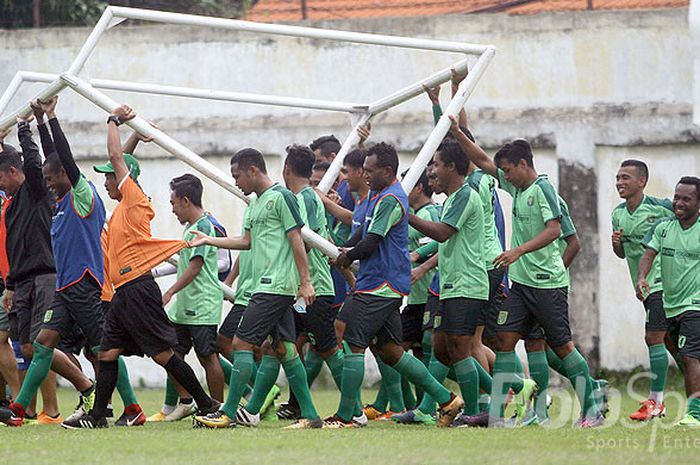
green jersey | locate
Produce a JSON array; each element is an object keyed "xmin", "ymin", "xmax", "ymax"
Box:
[
  {"xmin": 169, "ymin": 216, "xmax": 224, "ymax": 325},
  {"xmin": 235, "ymin": 206, "xmax": 254, "ymax": 307},
  {"xmin": 408, "ymin": 203, "xmax": 440, "ymax": 305},
  {"xmin": 558, "ymin": 196, "xmax": 576, "ymax": 288},
  {"xmin": 297, "ymin": 186, "xmax": 334, "ymax": 297},
  {"xmin": 498, "ymin": 171, "xmax": 568, "ymax": 289},
  {"xmin": 611, "ymin": 195, "xmax": 674, "ymax": 294},
  {"xmin": 643, "ymin": 216, "xmax": 700, "ymax": 317},
  {"xmin": 366, "ymin": 195, "xmax": 405, "ymax": 299},
  {"xmin": 439, "ymin": 183, "xmax": 489, "ymax": 300},
  {"xmin": 467, "ymin": 169, "xmax": 503, "ymax": 270},
  {"xmin": 244, "ymin": 184, "xmax": 304, "ymax": 297}
]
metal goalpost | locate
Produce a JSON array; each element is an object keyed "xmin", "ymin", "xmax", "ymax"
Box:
[{"xmin": 0, "ymin": 6, "xmax": 496, "ymax": 264}]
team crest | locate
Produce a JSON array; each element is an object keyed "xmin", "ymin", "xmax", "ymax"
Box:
[
  {"xmin": 43, "ymin": 309, "xmax": 53, "ymax": 323},
  {"xmin": 266, "ymin": 200, "xmax": 274, "ymax": 210},
  {"xmin": 527, "ymin": 196, "xmax": 534, "ymax": 207},
  {"xmin": 497, "ymin": 311, "xmax": 508, "ymax": 325},
  {"xmin": 423, "ymin": 311, "xmax": 430, "ymax": 326},
  {"xmin": 434, "ymin": 316, "xmax": 442, "ymax": 328}
]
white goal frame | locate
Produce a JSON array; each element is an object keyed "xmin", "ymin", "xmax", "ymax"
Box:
[{"xmin": 0, "ymin": 6, "xmax": 495, "ymax": 261}]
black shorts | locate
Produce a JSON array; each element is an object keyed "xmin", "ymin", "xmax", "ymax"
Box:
[
  {"xmin": 57, "ymin": 325, "xmax": 87, "ymax": 355},
  {"xmin": 481, "ymin": 268, "xmax": 507, "ymax": 341},
  {"xmin": 422, "ymin": 293, "xmax": 441, "ymax": 332},
  {"xmin": 294, "ymin": 309, "xmax": 308, "ymax": 339},
  {"xmin": 44, "ymin": 275, "xmax": 104, "ymax": 352},
  {"xmin": 219, "ymin": 304, "xmax": 246, "ymax": 339},
  {"xmin": 298, "ymin": 296, "xmax": 336, "ymax": 353},
  {"xmin": 235, "ymin": 293, "xmax": 295, "ymax": 347},
  {"xmin": 435, "ymin": 297, "xmax": 486, "ymax": 336},
  {"xmin": 667, "ymin": 311, "xmax": 700, "ymax": 360},
  {"xmin": 401, "ymin": 303, "xmax": 425, "ymax": 344},
  {"xmin": 495, "ymin": 282, "xmax": 572, "ymax": 348},
  {"xmin": 10, "ymin": 274, "xmax": 56, "ymax": 345},
  {"xmin": 100, "ymin": 274, "xmax": 178, "ymax": 357},
  {"xmin": 174, "ymin": 324, "xmax": 218, "ymax": 357},
  {"xmin": 342, "ymin": 293, "xmax": 402, "ymax": 349},
  {"xmin": 644, "ymin": 291, "xmax": 670, "ymax": 332},
  {"xmin": 335, "ymin": 293, "xmax": 355, "ymax": 324}
]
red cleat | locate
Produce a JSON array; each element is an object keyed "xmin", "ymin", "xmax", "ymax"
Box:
[{"xmin": 629, "ymin": 399, "xmax": 665, "ymax": 421}]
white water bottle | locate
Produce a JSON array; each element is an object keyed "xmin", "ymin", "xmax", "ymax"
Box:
[{"xmin": 293, "ymin": 297, "xmax": 307, "ymax": 314}]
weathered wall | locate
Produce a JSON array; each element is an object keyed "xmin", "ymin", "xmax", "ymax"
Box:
[{"xmin": 1, "ymin": 8, "xmax": 698, "ymax": 383}]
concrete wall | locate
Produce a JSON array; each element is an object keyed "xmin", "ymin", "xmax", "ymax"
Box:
[{"xmin": 1, "ymin": 8, "xmax": 698, "ymax": 383}]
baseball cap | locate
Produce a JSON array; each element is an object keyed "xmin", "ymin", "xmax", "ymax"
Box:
[{"xmin": 93, "ymin": 153, "xmax": 141, "ymax": 180}]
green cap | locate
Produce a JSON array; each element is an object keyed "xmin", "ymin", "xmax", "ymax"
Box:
[{"xmin": 93, "ymin": 153, "xmax": 141, "ymax": 180}]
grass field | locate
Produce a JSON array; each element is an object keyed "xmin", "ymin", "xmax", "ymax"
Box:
[{"xmin": 2, "ymin": 379, "xmax": 700, "ymax": 465}]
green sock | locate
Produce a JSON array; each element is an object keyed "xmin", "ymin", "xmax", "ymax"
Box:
[
  {"xmin": 283, "ymin": 355, "xmax": 319, "ymax": 420},
  {"xmin": 325, "ymin": 349, "xmax": 344, "ymax": 390},
  {"xmin": 454, "ymin": 357, "xmax": 479, "ymax": 415},
  {"xmin": 372, "ymin": 359, "xmax": 389, "ymax": 411},
  {"xmin": 246, "ymin": 355, "xmax": 280, "ymax": 414},
  {"xmin": 337, "ymin": 353, "xmax": 365, "ymax": 421},
  {"xmin": 378, "ymin": 359, "xmax": 405, "ymax": 412},
  {"xmin": 16, "ymin": 342, "xmax": 54, "ymax": 408},
  {"xmin": 416, "ymin": 356, "xmax": 449, "ymax": 414},
  {"xmin": 491, "ymin": 351, "xmax": 516, "ymax": 417},
  {"xmin": 401, "ymin": 375, "xmax": 417, "ymax": 410},
  {"xmin": 421, "ymin": 332, "xmax": 432, "ymax": 367},
  {"xmin": 687, "ymin": 397, "xmax": 700, "ymax": 420},
  {"xmin": 394, "ymin": 353, "xmax": 451, "ymax": 407},
  {"xmin": 546, "ymin": 347, "xmax": 567, "ymax": 376},
  {"xmin": 562, "ymin": 349, "xmax": 597, "ymax": 417},
  {"xmin": 115, "ymin": 356, "xmax": 138, "ymax": 406},
  {"xmin": 475, "ymin": 360, "xmax": 493, "ymax": 394},
  {"xmin": 304, "ymin": 350, "xmax": 324, "ymax": 387},
  {"xmin": 219, "ymin": 356, "xmax": 233, "ymax": 386},
  {"xmin": 221, "ymin": 350, "xmax": 255, "ymax": 418},
  {"xmin": 649, "ymin": 344, "xmax": 669, "ymax": 393},
  {"xmin": 164, "ymin": 377, "xmax": 179, "ymax": 407},
  {"xmin": 527, "ymin": 351, "xmax": 549, "ymax": 419}
]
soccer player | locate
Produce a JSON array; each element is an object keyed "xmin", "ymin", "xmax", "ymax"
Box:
[
  {"xmin": 448, "ymin": 115, "xmax": 603, "ymax": 427},
  {"xmin": 0, "ymin": 113, "xmax": 61, "ymax": 424},
  {"xmin": 323, "ymin": 142, "xmax": 464, "ymax": 428},
  {"xmin": 192, "ymin": 147, "xmax": 322, "ymax": 429},
  {"xmin": 611, "ymin": 160, "xmax": 674, "ymax": 421},
  {"xmin": 310, "ymin": 134, "xmax": 341, "ymax": 164},
  {"xmin": 158, "ymin": 174, "xmax": 226, "ymax": 416},
  {"xmin": 282, "ymin": 145, "xmax": 347, "ymax": 395},
  {"xmin": 62, "ymin": 104, "xmax": 219, "ymax": 429},
  {"xmin": 638, "ymin": 177, "xmax": 700, "ymax": 426}
]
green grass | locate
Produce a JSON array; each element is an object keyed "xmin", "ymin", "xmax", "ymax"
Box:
[{"xmin": 2, "ymin": 385, "xmax": 700, "ymax": 465}]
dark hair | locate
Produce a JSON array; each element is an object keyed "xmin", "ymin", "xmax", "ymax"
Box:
[
  {"xmin": 494, "ymin": 139, "xmax": 534, "ymax": 168},
  {"xmin": 620, "ymin": 159, "xmax": 649, "ymax": 180},
  {"xmin": 436, "ymin": 139, "xmax": 469, "ymax": 176},
  {"xmin": 230, "ymin": 148, "xmax": 266, "ymax": 174},
  {"xmin": 170, "ymin": 173, "xmax": 203, "ymax": 207},
  {"xmin": 310, "ymin": 135, "xmax": 341, "ymax": 157},
  {"xmin": 0, "ymin": 145, "xmax": 22, "ymax": 172},
  {"xmin": 401, "ymin": 168, "xmax": 433, "ymax": 197},
  {"xmin": 366, "ymin": 142, "xmax": 398, "ymax": 175},
  {"xmin": 285, "ymin": 144, "xmax": 315, "ymax": 179},
  {"xmin": 42, "ymin": 152, "xmax": 63, "ymax": 174},
  {"xmin": 312, "ymin": 161, "xmax": 331, "ymax": 172},
  {"xmin": 678, "ymin": 176, "xmax": 700, "ymax": 199},
  {"xmin": 343, "ymin": 148, "xmax": 366, "ymax": 169}
]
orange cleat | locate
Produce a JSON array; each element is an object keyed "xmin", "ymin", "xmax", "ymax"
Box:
[
  {"xmin": 629, "ymin": 399, "xmax": 666, "ymax": 421},
  {"xmin": 37, "ymin": 411, "xmax": 64, "ymax": 425},
  {"xmin": 362, "ymin": 404, "xmax": 385, "ymax": 420}
]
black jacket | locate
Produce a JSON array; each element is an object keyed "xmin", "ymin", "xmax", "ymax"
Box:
[{"xmin": 4, "ymin": 122, "xmax": 55, "ymax": 289}]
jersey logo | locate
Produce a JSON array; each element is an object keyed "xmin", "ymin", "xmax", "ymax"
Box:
[
  {"xmin": 43, "ymin": 309, "xmax": 53, "ymax": 323},
  {"xmin": 661, "ymin": 248, "xmax": 675, "ymax": 257},
  {"xmin": 443, "ymin": 283, "xmax": 454, "ymax": 289},
  {"xmin": 120, "ymin": 266, "xmax": 132, "ymax": 275},
  {"xmin": 527, "ymin": 196, "xmax": 534, "ymax": 207},
  {"xmin": 536, "ymin": 273, "xmax": 551, "ymax": 280},
  {"xmin": 260, "ymin": 277, "xmax": 272, "ymax": 284},
  {"xmin": 266, "ymin": 200, "xmax": 274, "ymax": 210}
]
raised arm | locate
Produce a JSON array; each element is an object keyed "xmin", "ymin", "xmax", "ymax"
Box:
[
  {"xmin": 16, "ymin": 116, "xmax": 46, "ymax": 199},
  {"xmin": 448, "ymin": 115, "xmax": 498, "ymax": 177},
  {"xmin": 408, "ymin": 213, "xmax": 456, "ymax": 243},
  {"xmin": 450, "ymin": 67, "xmax": 469, "ymax": 129},
  {"xmin": 31, "ymin": 100, "xmax": 56, "ymax": 157},
  {"xmin": 318, "ymin": 190, "xmax": 353, "ymax": 225},
  {"xmin": 107, "ymin": 105, "xmax": 136, "ymax": 183},
  {"xmin": 42, "ymin": 97, "xmax": 80, "ymax": 186}
]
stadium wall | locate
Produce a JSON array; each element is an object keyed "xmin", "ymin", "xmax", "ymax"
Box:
[{"xmin": 0, "ymin": 7, "xmax": 696, "ymax": 384}]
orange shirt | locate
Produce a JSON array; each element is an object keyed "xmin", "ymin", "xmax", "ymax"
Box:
[
  {"xmin": 100, "ymin": 229, "xmax": 114, "ymax": 302},
  {"xmin": 0, "ymin": 194, "xmax": 12, "ymax": 281},
  {"xmin": 106, "ymin": 176, "xmax": 185, "ymax": 289}
]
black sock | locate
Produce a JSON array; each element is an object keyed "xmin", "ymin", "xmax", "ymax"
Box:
[
  {"xmin": 180, "ymin": 397, "xmax": 193, "ymax": 405},
  {"xmin": 288, "ymin": 387, "xmax": 299, "ymax": 408},
  {"xmin": 163, "ymin": 356, "xmax": 212, "ymax": 410},
  {"xmin": 91, "ymin": 360, "xmax": 118, "ymax": 420}
]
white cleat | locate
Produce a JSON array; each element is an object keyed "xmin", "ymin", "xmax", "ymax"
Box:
[
  {"xmin": 236, "ymin": 406, "xmax": 260, "ymax": 427},
  {"xmin": 165, "ymin": 401, "xmax": 197, "ymax": 422},
  {"xmin": 352, "ymin": 412, "xmax": 368, "ymax": 427}
]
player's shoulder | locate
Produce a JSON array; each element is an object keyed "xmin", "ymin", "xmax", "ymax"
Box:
[
  {"xmin": 613, "ymin": 201, "xmax": 626, "ymax": 212},
  {"xmin": 643, "ymin": 195, "xmax": 673, "ymax": 211}
]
